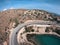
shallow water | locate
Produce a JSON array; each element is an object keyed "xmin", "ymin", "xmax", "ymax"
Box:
[{"xmin": 34, "ymin": 34, "xmax": 60, "ymax": 45}]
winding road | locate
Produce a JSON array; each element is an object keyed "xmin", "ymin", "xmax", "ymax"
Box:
[{"xmin": 9, "ymin": 21, "xmax": 60, "ymax": 45}]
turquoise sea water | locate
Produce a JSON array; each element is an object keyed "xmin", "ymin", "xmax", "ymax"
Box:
[{"xmin": 34, "ymin": 34, "xmax": 60, "ymax": 45}]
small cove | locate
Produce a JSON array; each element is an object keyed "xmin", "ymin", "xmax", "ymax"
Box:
[{"xmin": 34, "ymin": 34, "xmax": 60, "ymax": 45}]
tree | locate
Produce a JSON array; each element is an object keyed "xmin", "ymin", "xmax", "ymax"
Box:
[{"xmin": 14, "ymin": 18, "xmax": 19, "ymax": 27}]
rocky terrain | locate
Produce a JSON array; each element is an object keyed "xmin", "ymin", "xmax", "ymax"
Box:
[{"xmin": 0, "ymin": 9, "xmax": 60, "ymax": 45}]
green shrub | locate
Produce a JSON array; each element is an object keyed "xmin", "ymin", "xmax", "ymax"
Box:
[{"xmin": 14, "ymin": 18, "xmax": 19, "ymax": 27}]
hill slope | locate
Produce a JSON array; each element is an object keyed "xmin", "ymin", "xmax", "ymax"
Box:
[{"xmin": 0, "ymin": 9, "xmax": 60, "ymax": 45}]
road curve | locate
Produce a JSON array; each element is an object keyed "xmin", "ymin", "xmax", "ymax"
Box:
[{"xmin": 9, "ymin": 21, "xmax": 60, "ymax": 45}]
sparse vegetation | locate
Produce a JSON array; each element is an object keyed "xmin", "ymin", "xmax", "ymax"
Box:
[
  {"xmin": 14, "ymin": 18, "xmax": 19, "ymax": 27},
  {"xmin": 54, "ymin": 27, "xmax": 60, "ymax": 35},
  {"xmin": 0, "ymin": 9, "xmax": 60, "ymax": 45}
]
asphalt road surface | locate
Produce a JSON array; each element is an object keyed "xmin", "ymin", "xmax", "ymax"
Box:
[{"xmin": 9, "ymin": 21, "xmax": 60, "ymax": 45}]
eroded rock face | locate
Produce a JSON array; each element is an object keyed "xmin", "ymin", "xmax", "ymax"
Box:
[
  {"xmin": 17, "ymin": 25, "xmax": 60, "ymax": 45},
  {"xmin": 3, "ymin": 41, "xmax": 7, "ymax": 45},
  {"xmin": 0, "ymin": 9, "xmax": 60, "ymax": 45}
]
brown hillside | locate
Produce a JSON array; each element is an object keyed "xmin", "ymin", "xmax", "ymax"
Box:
[{"xmin": 0, "ymin": 9, "xmax": 60, "ymax": 45}]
